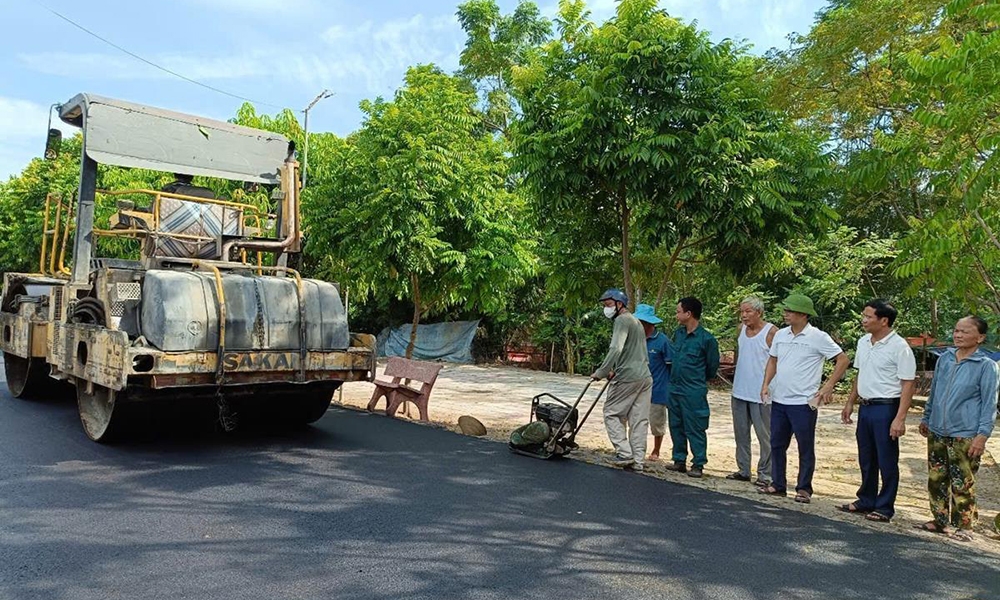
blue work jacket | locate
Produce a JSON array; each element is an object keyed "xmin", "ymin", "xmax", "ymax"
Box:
[
  {"xmin": 646, "ymin": 331, "xmax": 673, "ymax": 405},
  {"xmin": 921, "ymin": 348, "xmax": 999, "ymax": 438}
]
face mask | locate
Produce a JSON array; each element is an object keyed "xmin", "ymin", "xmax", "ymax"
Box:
[{"xmin": 603, "ymin": 306, "xmax": 617, "ymax": 319}]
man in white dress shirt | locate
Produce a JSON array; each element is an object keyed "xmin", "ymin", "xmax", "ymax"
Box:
[
  {"xmin": 839, "ymin": 300, "xmax": 916, "ymax": 522},
  {"xmin": 759, "ymin": 293, "xmax": 850, "ymax": 503}
]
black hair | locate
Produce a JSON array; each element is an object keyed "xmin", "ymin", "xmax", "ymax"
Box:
[
  {"xmin": 678, "ymin": 297, "xmax": 703, "ymax": 320},
  {"xmin": 964, "ymin": 315, "xmax": 989, "ymax": 335},
  {"xmin": 864, "ymin": 299, "xmax": 898, "ymax": 327}
]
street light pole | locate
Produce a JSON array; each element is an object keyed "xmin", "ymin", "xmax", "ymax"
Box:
[{"xmin": 301, "ymin": 89, "xmax": 333, "ymax": 189}]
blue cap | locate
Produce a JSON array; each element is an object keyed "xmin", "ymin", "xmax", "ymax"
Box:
[
  {"xmin": 634, "ymin": 304, "xmax": 662, "ymax": 324},
  {"xmin": 599, "ymin": 288, "xmax": 628, "ymax": 305}
]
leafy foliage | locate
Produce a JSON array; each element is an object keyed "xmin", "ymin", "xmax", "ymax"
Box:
[
  {"xmin": 303, "ymin": 65, "xmax": 537, "ymax": 355},
  {"xmin": 4, "ymin": 0, "xmax": 997, "ymax": 372},
  {"xmin": 510, "ymin": 0, "xmax": 833, "ymax": 310},
  {"xmin": 771, "ymin": 0, "xmax": 1000, "ymax": 319},
  {"xmin": 457, "ymin": 0, "xmax": 552, "ymax": 134}
]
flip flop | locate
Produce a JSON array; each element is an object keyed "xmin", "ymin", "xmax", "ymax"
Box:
[
  {"xmin": 948, "ymin": 530, "xmax": 973, "ymax": 542},
  {"xmin": 865, "ymin": 512, "xmax": 891, "ymax": 523},
  {"xmin": 836, "ymin": 503, "xmax": 871, "ymax": 514},
  {"xmin": 913, "ymin": 521, "xmax": 947, "ymax": 534}
]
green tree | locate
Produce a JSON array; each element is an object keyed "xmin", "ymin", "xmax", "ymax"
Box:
[
  {"xmin": 457, "ymin": 0, "xmax": 552, "ymax": 134},
  {"xmin": 303, "ymin": 65, "xmax": 537, "ymax": 356},
  {"xmin": 771, "ymin": 0, "xmax": 1000, "ymax": 322},
  {"xmin": 0, "ymin": 137, "xmax": 82, "ymax": 273},
  {"xmin": 511, "ymin": 0, "xmax": 833, "ymax": 310},
  {"xmin": 0, "ymin": 136, "xmax": 176, "ymax": 274}
]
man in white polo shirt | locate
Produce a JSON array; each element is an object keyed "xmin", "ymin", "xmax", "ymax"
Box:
[
  {"xmin": 759, "ymin": 293, "xmax": 850, "ymax": 503},
  {"xmin": 839, "ymin": 300, "xmax": 916, "ymax": 523}
]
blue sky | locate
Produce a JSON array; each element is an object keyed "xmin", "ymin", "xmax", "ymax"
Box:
[{"xmin": 1, "ymin": 0, "xmax": 826, "ymax": 180}]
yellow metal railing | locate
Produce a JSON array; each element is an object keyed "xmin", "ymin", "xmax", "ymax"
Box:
[
  {"xmin": 39, "ymin": 189, "xmax": 274, "ymax": 276},
  {"xmin": 40, "ymin": 193, "xmax": 72, "ymax": 277}
]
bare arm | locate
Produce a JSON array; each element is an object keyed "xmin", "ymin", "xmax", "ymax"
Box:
[
  {"xmin": 842, "ymin": 378, "xmax": 858, "ymax": 424},
  {"xmin": 817, "ymin": 352, "xmax": 850, "ymax": 404},
  {"xmin": 733, "ymin": 324, "xmax": 743, "ymax": 365},
  {"xmin": 761, "ymin": 355, "xmax": 777, "ymax": 403},
  {"xmin": 890, "ymin": 379, "xmax": 915, "ymax": 439}
]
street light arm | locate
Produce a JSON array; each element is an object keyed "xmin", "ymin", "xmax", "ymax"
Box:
[{"xmin": 301, "ymin": 89, "xmax": 334, "ymax": 190}]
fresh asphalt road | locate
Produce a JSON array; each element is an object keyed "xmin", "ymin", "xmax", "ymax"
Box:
[{"xmin": 1, "ymin": 391, "xmax": 997, "ymax": 600}]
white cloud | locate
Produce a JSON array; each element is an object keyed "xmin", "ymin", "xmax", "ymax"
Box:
[
  {"xmin": 0, "ymin": 97, "xmax": 75, "ymax": 180},
  {"xmin": 760, "ymin": 0, "xmax": 802, "ymax": 49},
  {"xmin": 19, "ymin": 13, "xmax": 464, "ymax": 96},
  {"xmin": 0, "ymin": 97, "xmax": 54, "ymax": 139}
]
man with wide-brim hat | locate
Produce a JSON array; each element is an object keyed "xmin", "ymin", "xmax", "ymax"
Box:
[
  {"xmin": 759, "ymin": 293, "xmax": 850, "ymax": 504},
  {"xmin": 634, "ymin": 304, "xmax": 673, "ymax": 462}
]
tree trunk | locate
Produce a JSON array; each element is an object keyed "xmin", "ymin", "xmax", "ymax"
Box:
[
  {"xmin": 654, "ymin": 236, "xmax": 688, "ymax": 309},
  {"xmin": 930, "ymin": 295, "xmax": 939, "ymax": 337},
  {"xmin": 406, "ymin": 274, "xmax": 421, "ymax": 359},
  {"xmin": 564, "ymin": 334, "xmax": 575, "ymax": 375},
  {"xmin": 619, "ymin": 196, "xmax": 635, "ymax": 309}
]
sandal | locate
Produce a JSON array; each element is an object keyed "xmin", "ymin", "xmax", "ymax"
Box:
[
  {"xmin": 913, "ymin": 521, "xmax": 948, "ymax": 535},
  {"xmin": 725, "ymin": 472, "xmax": 751, "ymax": 481},
  {"xmin": 757, "ymin": 485, "xmax": 786, "ymax": 496},
  {"xmin": 865, "ymin": 512, "xmax": 891, "ymax": 523},
  {"xmin": 836, "ymin": 503, "xmax": 870, "ymax": 514},
  {"xmin": 948, "ymin": 530, "xmax": 973, "ymax": 542},
  {"xmin": 794, "ymin": 492, "xmax": 812, "ymax": 504}
]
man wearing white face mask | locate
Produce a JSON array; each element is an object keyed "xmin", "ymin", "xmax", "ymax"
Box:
[{"xmin": 591, "ymin": 289, "xmax": 653, "ymax": 471}]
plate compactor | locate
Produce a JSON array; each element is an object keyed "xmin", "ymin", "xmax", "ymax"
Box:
[{"xmin": 508, "ymin": 379, "xmax": 610, "ymax": 459}]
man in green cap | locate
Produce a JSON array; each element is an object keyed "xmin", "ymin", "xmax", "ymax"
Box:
[{"xmin": 759, "ymin": 293, "xmax": 850, "ymax": 503}]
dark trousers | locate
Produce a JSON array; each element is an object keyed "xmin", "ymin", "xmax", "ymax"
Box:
[
  {"xmin": 855, "ymin": 403, "xmax": 900, "ymax": 518},
  {"xmin": 770, "ymin": 402, "xmax": 817, "ymax": 494}
]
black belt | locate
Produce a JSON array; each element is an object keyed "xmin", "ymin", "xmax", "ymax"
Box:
[{"xmin": 859, "ymin": 397, "xmax": 900, "ymax": 405}]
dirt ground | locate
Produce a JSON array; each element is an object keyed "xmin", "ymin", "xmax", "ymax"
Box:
[{"xmin": 336, "ymin": 361, "xmax": 1000, "ymax": 556}]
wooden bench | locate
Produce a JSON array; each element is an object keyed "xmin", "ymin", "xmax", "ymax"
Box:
[{"xmin": 366, "ymin": 357, "xmax": 443, "ymax": 421}]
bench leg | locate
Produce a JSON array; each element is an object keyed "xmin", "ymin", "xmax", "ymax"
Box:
[
  {"xmin": 414, "ymin": 396, "xmax": 430, "ymax": 422},
  {"xmin": 385, "ymin": 391, "xmax": 406, "ymax": 418},
  {"xmin": 367, "ymin": 387, "xmax": 388, "ymax": 412}
]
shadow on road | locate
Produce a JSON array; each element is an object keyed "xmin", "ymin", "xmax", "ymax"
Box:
[{"xmin": 0, "ymin": 397, "xmax": 995, "ymax": 600}]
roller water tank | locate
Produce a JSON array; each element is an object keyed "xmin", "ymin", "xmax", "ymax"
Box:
[{"xmin": 139, "ymin": 270, "xmax": 349, "ymax": 352}]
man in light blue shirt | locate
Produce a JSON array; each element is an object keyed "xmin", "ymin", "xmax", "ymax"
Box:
[{"xmin": 635, "ymin": 304, "xmax": 672, "ymax": 461}]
